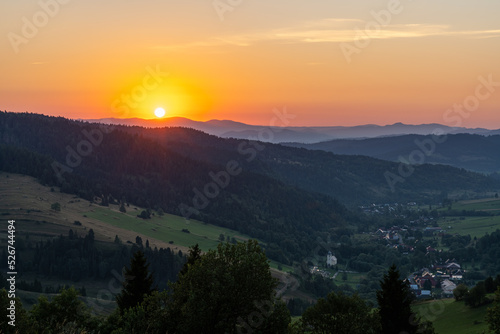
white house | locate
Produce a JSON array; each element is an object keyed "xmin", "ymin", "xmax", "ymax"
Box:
[
  {"xmin": 327, "ymin": 251, "xmax": 337, "ymax": 267},
  {"xmin": 441, "ymin": 279, "xmax": 457, "ymax": 296}
]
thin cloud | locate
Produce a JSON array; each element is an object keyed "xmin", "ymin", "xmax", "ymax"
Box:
[{"xmin": 153, "ymin": 19, "xmax": 500, "ymax": 51}]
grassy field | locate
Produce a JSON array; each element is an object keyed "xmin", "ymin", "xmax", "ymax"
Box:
[
  {"xmin": 0, "ymin": 173, "xmax": 185, "ymax": 251},
  {"xmin": 448, "ymin": 198, "xmax": 500, "ymax": 212},
  {"xmin": 435, "ymin": 197, "xmax": 500, "ymax": 239},
  {"xmin": 83, "ymin": 207, "xmax": 255, "ymax": 252},
  {"xmin": 413, "ymin": 299, "xmax": 490, "ymax": 334},
  {"xmin": 0, "ymin": 172, "xmax": 265, "ymax": 254},
  {"xmin": 438, "ymin": 216, "xmax": 500, "ymax": 239},
  {"xmin": 83, "ymin": 206, "xmax": 296, "ymax": 270}
]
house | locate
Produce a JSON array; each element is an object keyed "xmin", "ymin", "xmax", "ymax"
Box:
[
  {"xmin": 446, "ymin": 262, "xmax": 461, "ymax": 271},
  {"xmin": 414, "ymin": 272, "xmax": 437, "ymax": 289},
  {"xmin": 441, "ymin": 279, "xmax": 457, "ymax": 296},
  {"xmin": 433, "ymin": 261, "xmax": 462, "ymax": 275},
  {"xmin": 326, "ymin": 251, "xmax": 337, "ymax": 268}
]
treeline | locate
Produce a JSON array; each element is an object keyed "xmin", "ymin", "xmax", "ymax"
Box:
[
  {"xmin": 439, "ymin": 229, "xmax": 500, "ymax": 277},
  {"xmin": 440, "ymin": 209, "xmax": 498, "ymax": 217},
  {"xmin": 0, "ymin": 229, "xmax": 186, "ymax": 291},
  {"xmin": 0, "ymin": 242, "xmax": 439, "ymax": 334},
  {"xmin": 453, "ymin": 275, "xmax": 500, "ymax": 309}
]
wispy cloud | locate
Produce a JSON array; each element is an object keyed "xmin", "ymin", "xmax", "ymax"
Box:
[{"xmin": 153, "ymin": 19, "xmax": 500, "ymax": 51}]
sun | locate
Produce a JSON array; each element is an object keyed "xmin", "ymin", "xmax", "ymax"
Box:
[{"xmin": 154, "ymin": 107, "xmax": 166, "ymax": 118}]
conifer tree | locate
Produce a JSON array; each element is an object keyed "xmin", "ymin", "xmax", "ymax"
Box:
[
  {"xmin": 116, "ymin": 250, "xmax": 154, "ymax": 313},
  {"xmin": 179, "ymin": 243, "xmax": 202, "ymax": 276},
  {"xmin": 377, "ymin": 265, "xmax": 419, "ymax": 334}
]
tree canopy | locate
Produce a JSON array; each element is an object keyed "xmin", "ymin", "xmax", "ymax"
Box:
[
  {"xmin": 167, "ymin": 240, "xmax": 289, "ymax": 333},
  {"xmin": 487, "ymin": 286, "xmax": 500, "ymax": 333},
  {"xmin": 300, "ymin": 291, "xmax": 380, "ymax": 334}
]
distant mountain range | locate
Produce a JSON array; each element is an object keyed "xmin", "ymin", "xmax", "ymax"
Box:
[
  {"xmin": 284, "ymin": 134, "xmax": 500, "ymax": 174},
  {"xmin": 83, "ymin": 117, "xmax": 500, "ymax": 144}
]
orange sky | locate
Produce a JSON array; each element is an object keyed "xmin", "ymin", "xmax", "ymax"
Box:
[{"xmin": 1, "ymin": 0, "xmax": 500, "ymax": 128}]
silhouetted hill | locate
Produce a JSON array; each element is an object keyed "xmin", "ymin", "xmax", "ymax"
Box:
[
  {"xmin": 83, "ymin": 117, "xmax": 500, "ymax": 144},
  {"xmin": 283, "ymin": 134, "xmax": 500, "ymax": 174}
]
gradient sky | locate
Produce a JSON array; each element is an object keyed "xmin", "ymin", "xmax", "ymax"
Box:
[{"xmin": 1, "ymin": 0, "xmax": 500, "ymax": 127}]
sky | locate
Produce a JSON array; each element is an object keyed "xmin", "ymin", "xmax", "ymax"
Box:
[{"xmin": 1, "ymin": 0, "xmax": 500, "ymax": 127}]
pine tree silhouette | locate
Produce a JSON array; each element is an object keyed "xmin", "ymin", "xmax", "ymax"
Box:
[
  {"xmin": 116, "ymin": 250, "xmax": 154, "ymax": 313},
  {"xmin": 377, "ymin": 264, "xmax": 419, "ymax": 334}
]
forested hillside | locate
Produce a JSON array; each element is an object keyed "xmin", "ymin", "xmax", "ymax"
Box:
[
  {"xmin": 284, "ymin": 134, "xmax": 500, "ymax": 174},
  {"xmin": 1, "ymin": 111, "xmax": 499, "ymax": 264}
]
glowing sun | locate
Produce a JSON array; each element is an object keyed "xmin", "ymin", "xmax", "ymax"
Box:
[{"xmin": 154, "ymin": 107, "xmax": 166, "ymax": 118}]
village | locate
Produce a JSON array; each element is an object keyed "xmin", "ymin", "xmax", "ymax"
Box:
[
  {"xmin": 309, "ymin": 202, "xmax": 466, "ymax": 299},
  {"xmin": 310, "ymin": 249, "xmax": 463, "ymax": 299}
]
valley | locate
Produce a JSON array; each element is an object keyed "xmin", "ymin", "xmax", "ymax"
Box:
[{"xmin": 1, "ymin": 112, "xmax": 500, "ymax": 332}]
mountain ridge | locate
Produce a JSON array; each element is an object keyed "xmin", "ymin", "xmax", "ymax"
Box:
[
  {"xmin": 283, "ymin": 133, "xmax": 500, "ymax": 174},
  {"xmin": 81, "ymin": 116, "xmax": 500, "ymax": 144}
]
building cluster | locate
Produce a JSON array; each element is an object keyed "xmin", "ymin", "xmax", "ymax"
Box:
[
  {"xmin": 359, "ymin": 202, "xmax": 418, "ymax": 215},
  {"xmin": 372, "ymin": 223, "xmax": 450, "ymax": 254},
  {"xmin": 309, "ymin": 251, "xmax": 338, "ymax": 279},
  {"xmin": 409, "ymin": 261, "xmax": 463, "ymax": 298},
  {"xmin": 309, "ymin": 266, "xmax": 334, "ymax": 279}
]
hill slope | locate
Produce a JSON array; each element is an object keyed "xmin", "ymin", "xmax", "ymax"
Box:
[{"xmin": 284, "ymin": 134, "xmax": 500, "ymax": 173}]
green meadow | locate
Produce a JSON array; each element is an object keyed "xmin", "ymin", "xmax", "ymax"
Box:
[
  {"xmin": 436, "ymin": 197, "xmax": 500, "ymax": 239},
  {"xmin": 438, "ymin": 216, "xmax": 500, "ymax": 239},
  {"xmin": 83, "ymin": 207, "xmax": 254, "ymax": 252},
  {"xmin": 83, "ymin": 206, "xmax": 296, "ymax": 272},
  {"xmin": 413, "ymin": 299, "xmax": 490, "ymax": 334},
  {"xmin": 449, "ymin": 198, "xmax": 500, "ymax": 212}
]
